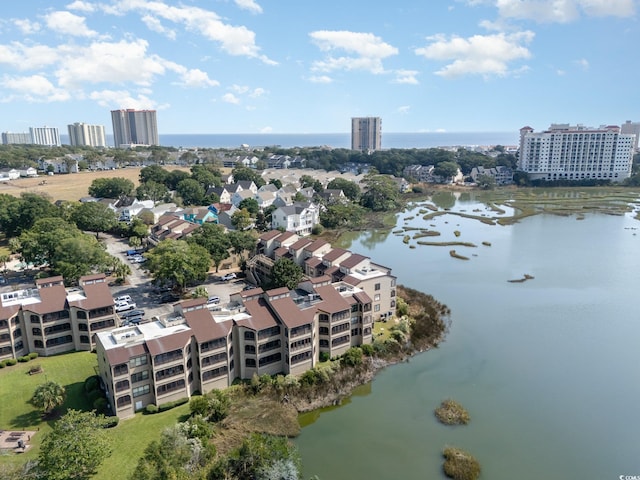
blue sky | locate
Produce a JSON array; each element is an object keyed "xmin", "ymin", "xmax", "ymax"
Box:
[{"xmin": 0, "ymin": 0, "xmax": 638, "ymax": 135}]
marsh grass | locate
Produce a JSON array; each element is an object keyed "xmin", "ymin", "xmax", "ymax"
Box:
[
  {"xmin": 442, "ymin": 446, "xmax": 481, "ymax": 480},
  {"xmin": 434, "ymin": 399, "xmax": 470, "ymax": 425}
]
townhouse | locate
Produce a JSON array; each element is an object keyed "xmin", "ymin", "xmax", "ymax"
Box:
[{"xmin": 0, "ymin": 274, "xmax": 116, "ymax": 361}]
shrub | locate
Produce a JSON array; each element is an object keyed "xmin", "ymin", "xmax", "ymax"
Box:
[
  {"xmin": 311, "ymin": 225, "xmax": 323, "ymax": 235},
  {"xmin": 5, "ymin": 358, "xmax": 17, "ymax": 366},
  {"xmin": 319, "ymin": 352, "xmax": 330, "ymax": 362},
  {"xmin": 189, "ymin": 395, "xmax": 209, "ymax": 417},
  {"xmin": 360, "ymin": 344, "xmax": 374, "ymax": 357},
  {"xmin": 158, "ymin": 397, "xmax": 189, "ymax": 412},
  {"xmin": 102, "ymin": 416, "xmax": 119, "ymax": 428},
  {"xmin": 28, "ymin": 352, "xmax": 39, "ymax": 359},
  {"xmin": 208, "ymin": 390, "xmax": 230, "ymax": 422},
  {"xmin": 93, "ymin": 397, "xmax": 108, "ymax": 413},
  {"xmin": 0, "ymin": 362, "xmax": 5, "ymax": 368},
  {"xmin": 84, "ymin": 375, "xmax": 100, "ymax": 393},
  {"xmin": 87, "ymin": 389, "xmax": 104, "ymax": 405},
  {"xmin": 18, "ymin": 356, "xmax": 30, "ymax": 363},
  {"xmin": 442, "ymin": 446, "xmax": 481, "ymax": 480},
  {"xmin": 341, "ymin": 347, "xmax": 363, "ymax": 367},
  {"xmin": 145, "ymin": 404, "xmax": 158, "ymax": 414}
]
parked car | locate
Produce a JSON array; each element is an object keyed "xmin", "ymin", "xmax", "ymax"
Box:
[
  {"xmin": 243, "ymin": 284, "xmax": 255, "ymax": 291},
  {"xmin": 220, "ymin": 273, "xmax": 236, "ymax": 282},
  {"xmin": 114, "ymin": 295, "xmax": 132, "ymax": 304},
  {"xmin": 207, "ymin": 295, "xmax": 220, "ymax": 305},
  {"xmin": 115, "ymin": 301, "xmax": 136, "ymax": 313},
  {"xmin": 159, "ymin": 292, "xmax": 181, "ymax": 304},
  {"xmin": 121, "ymin": 309, "xmax": 144, "ymax": 319}
]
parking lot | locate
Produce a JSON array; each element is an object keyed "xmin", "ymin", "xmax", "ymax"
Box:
[{"xmin": 102, "ymin": 234, "xmax": 248, "ymax": 323}]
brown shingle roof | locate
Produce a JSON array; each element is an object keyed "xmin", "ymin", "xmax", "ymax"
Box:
[
  {"xmin": 25, "ymin": 284, "xmax": 68, "ymax": 314},
  {"xmin": 274, "ymin": 231, "xmax": 296, "ymax": 244},
  {"xmin": 105, "ymin": 342, "xmax": 147, "ymax": 366},
  {"xmin": 305, "ymin": 257, "xmax": 322, "ymax": 268},
  {"xmin": 266, "ymin": 287, "xmax": 290, "ymax": 297},
  {"xmin": 315, "ymin": 285, "xmax": 351, "ymax": 314},
  {"xmin": 237, "ymin": 298, "xmax": 278, "ymax": 331},
  {"xmin": 269, "ymin": 296, "xmax": 315, "ymax": 329},
  {"xmin": 259, "ymin": 230, "xmax": 281, "ymax": 241},
  {"xmin": 342, "ymin": 275, "xmax": 362, "ymax": 286},
  {"xmin": 340, "ymin": 253, "xmax": 369, "ymax": 269},
  {"xmin": 179, "ymin": 297, "xmax": 207, "ymax": 309},
  {"xmin": 303, "ymin": 239, "xmax": 329, "ymax": 253},
  {"xmin": 146, "ymin": 329, "xmax": 192, "ymax": 357},
  {"xmin": 69, "ymin": 282, "xmax": 114, "ymax": 311},
  {"xmin": 353, "ymin": 291, "xmax": 372, "ymax": 304},
  {"xmin": 323, "ymin": 248, "xmax": 349, "ymax": 263},
  {"xmin": 184, "ymin": 309, "xmax": 232, "ymax": 343},
  {"xmin": 289, "ymin": 237, "xmax": 313, "ymax": 251}
]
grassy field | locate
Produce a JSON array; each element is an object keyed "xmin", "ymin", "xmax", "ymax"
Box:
[
  {"xmin": 0, "ymin": 166, "xmax": 192, "ymax": 203},
  {"xmin": 0, "ymin": 350, "xmax": 189, "ymax": 478}
]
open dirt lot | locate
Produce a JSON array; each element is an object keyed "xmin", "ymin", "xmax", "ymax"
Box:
[{"xmin": 0, "ymin": 166, "xmax": 192, "ymax": 203}]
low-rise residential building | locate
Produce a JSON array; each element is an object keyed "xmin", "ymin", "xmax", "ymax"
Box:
[
  {"xmin": 270, "ymin": 203, "xmax": 320, "ymax": 236},
  {"xmin": 469, "ymin": 166, "xmax": 514, "ymax": 185},
  {"xmin": 96, "ymin": 277, "xmax": 373, "ymax": 417},
  {"xmin": 0, "ymin": 274, "xmax": 116, "ymax": 361}
]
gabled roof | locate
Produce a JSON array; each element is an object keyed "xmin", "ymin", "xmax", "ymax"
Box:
[
  {"xmin": 340, "ymin": 253, "xmax": 369, "ymax": 269},
  {"xmin": 105, "ymin": 342, "xmax": 147, "ymax": 366},
  {"xmin": 303, "ymin": 239, "xmax": 329, "ymax": 253},
  {"xmin": 237, "ymin": 297, "xmax": 278, "ymax": 331},
  {"xmin": 289, "ymin": 237, "xmax": 313, "ymax": 251},
  {"xmin": 269, "ymin": 296, "xmax": 315, "ymax": 328},
  {"xmin": 259, "ymin": 230, "xmax": 281, "ymax": 241},
  {"xmin": 315, "ymin": 285, "xmax": 351, "ymax": 314},
  {"xmin": 323, "ymin": 248, "xmax": 349, "ymax": 262},
  {"xmin": 184, "ymin": 308, "xmax": 232, "ymax": 343},
  {"xmin": 146, "ymin": 329, "xmax": 192, "ymax": 357}
]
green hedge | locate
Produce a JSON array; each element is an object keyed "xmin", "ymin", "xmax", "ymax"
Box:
[
  {"xmin": 28, "ymin": 352, "xmax": 39, "ymax": 359},
  {"xmin": 158, "ymin": 397, "xmax": 189, "ymax": 412},
  {"xmin": 17, "ymin": 356, "xmax": 30, "ymax": 363}
]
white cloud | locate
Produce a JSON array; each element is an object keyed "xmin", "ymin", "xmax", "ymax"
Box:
[
  {"xmin": 0, "ymin": 42, "xmax": 59, "ymax": 70},
  {"xmin": 1, "ymin": 74, "xmax": 70, "ymax": 102},
  {"xmin": 111, "ymin": 1, "xmax": 275, "ymax": 63},
  {"xmin": 45, "ymin": 11, "xmax": 98, "ymax": 37},
  {"xmin": 308, "ymin": 75, "xmax": 333, "ymax": 83},
  {"xmin": 574, "ymin": 58, "xmax": 589, "ymax": 70},
  {"xmin": 415, "ymin": 31, "xmax": 534, "ymax": 78},
  {"xmin": 310, "ymin": 30, "xmax": 398, "ymax": 74},
  {"xmin": 235, "ymin": 0, "xmax": 263, "ymax": 14},
  {"xmin": 470, "ymin": 0, "xmax": 635, "ymax": 22},
  {"xmin": 89, "ymin": 89, "xmax": 158, "ymax": 109},
  {"xmin": 397, "ymin": 105, "xmax": 411, "ymax": 114},
  {"xmin": 66, "ymin": 1, "xmax": 96, "ymax": 12},
  {"xmin": 393, "ymin": 69, "xmax": 419, "ymax": 84},
  {"xmin": 249, "ymin": 87, "xmax": 265, "ymax": 98},
  {"xmin": 13, "ymin": 19, "xmax": 41, "ymax": 35},
  {"xmin": 175, "ymin": 68, "xmax": 219, "ymax": 88},
  {"xmin": 222, "ymin": 93, "xmax": 240, "ymax": 104},
  {"xmin": 259, "ymin": 126, "xmax": 273, "ymax": 133},
  {"xmin": 231, "ymin": 84, "xmax": 250, "ymax": 94},
  {"xmin": 54, "ymin": 39, "xmax": 167, "ymax": 88},
  {"xmin": 142, "ymin": 15, "xmax": 177, "ymax": 40}
]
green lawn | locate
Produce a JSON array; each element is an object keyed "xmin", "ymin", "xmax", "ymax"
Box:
[{"xmin": 0, "ymin": 350, "xmax": 189, "ymax": 479}]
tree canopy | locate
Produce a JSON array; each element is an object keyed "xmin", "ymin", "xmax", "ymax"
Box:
[
  {"xmin": 70, "ymin": 201, "xmax": 118, "ymax": 238},
  {"xmin": 326, "ymin": 178, "xmax": 360, "ymax": 201},
  {"xmin": 359, "ymin": 174, "xmax": 400, "ymax": 212},
  {"xmin": 145, "ymin": 239, "xmax": 211, "ymax": 291},
  {"xmin": 269, "ymin": 258, "xmax": 303, "ymax": 290},
  {"xmin": 88, "ymin": 177, "xmax": 135, "ymax": 198},
  {"xmin": 176, "ymin": 178, "xmax": 205, "ymax": 206},
  {"xmin": 187, "ymin": 223, "xmax": 231, "ymax": 272},
  {"xmin": 30, "ymin": 380, "xmax": 65, "ymax": 415},
  {"xmin": 36, "ymin": 410, "xmax": 112, "ymax": 480}
]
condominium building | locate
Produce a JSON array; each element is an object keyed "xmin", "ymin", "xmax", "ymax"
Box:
[
  {"xmin": 96, "ymin": 278, "xmax": 374, "ymax": 417},
  {"xmin": 29, "ymin": 127, "xmax": 61, "ymax": 146},
  {"xmin": 351, "ymin": 117, "xmax": 382, "ymax": 152},
  {"xmin": 0, "ymin": 274, "xmax": 117, "ymax": 361},
  {"xmin": 68, "ymin": 122, "xmax": 107, "ymax": 147},
  {"xmin": 621, "ymin": 120, "xmax": 640, "ymax": 150},
  {"xmin": 111, "ymin": 109, "xmax": 159, "ymax": 148},
  {"xmin": 518, "ymin": 124, "xmax": 635, "ymax": 183},
  {"xmin": 1, "ymin": 132, "xmax": 32, "ymax": 145}
]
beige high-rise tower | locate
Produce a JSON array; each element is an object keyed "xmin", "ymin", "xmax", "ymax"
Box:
[{"xmin": 351, "ymin": 117, "xmax": 381, "ymax": 152}]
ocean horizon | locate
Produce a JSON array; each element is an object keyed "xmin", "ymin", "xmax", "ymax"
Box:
[{"xmin": 61, "ymin": 131, "xmax": 518, "ymax": 150}]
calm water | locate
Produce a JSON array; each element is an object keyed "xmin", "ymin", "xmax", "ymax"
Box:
[
  {"xmin": 295, "ymin": 192, "xmax": 640, "ymax": 479},
  {"xmin": 61, "ymin": 132, "xmax": 517, "ymax": 149}
]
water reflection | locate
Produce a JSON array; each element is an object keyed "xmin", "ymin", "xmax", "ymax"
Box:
[{"xmin": 298, "ymin": 382, "xmax": 372, "ymax": 428}]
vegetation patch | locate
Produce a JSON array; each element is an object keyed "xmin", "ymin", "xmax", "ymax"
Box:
[
  {"xmin": 442, "ymin": 446, "xmax": 481, "ymax": 480},
  {"xmin": 413, "ymin": 230, "xmax": 440, "ymax": 239},
  {"xmin": 434, "ymin": 399, "xmax": 470, "ymax": 425},
  {"xmin": 508, "ymin": 274, "xmax": 534, "ymax": 283},
  {"xmin": 481, "ymin": 241, "xmax": 491, "ymax": 246},
  {"xmin": 416, "ymin": 241, "xmax": 477, "ymax": 248},
  {"xmin": 449, "ymin": 250, "xmax": 469, "ymax": 260}
]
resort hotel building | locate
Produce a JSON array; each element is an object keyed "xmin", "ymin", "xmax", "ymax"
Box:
[
  {"xmin": 518, "ymin": 123, "xmax": 635, "ymax": 182},
  {"xmin": 111, "ymin": 109, "xmax": 159, "ymax": 148}
]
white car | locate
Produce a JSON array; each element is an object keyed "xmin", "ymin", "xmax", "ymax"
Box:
[
  {"xmin": 115, "ymin": 295, "xmax": 132, "ymax": 304},
  {"xmin": 220, "ymin": 273, "xmax": 236, "ymax": 282},
  {"xmin": 115, "ymin": 301, "xmax": 136, "ymax": 313}
]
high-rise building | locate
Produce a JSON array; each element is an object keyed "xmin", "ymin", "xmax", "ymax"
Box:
[
  {"xmin": 621, "ymin": 120, "xmax": 640, "ymax": 150},
  {"xmin": 518, "ymin": 123, "xmax": 635, "ymax": 183},
  {"xmin": 67, "ymin": 122, "xmax": 107, "ymax": 147},
  {"xmin": 111, "ymin": 109, "xmax": 159, "ymax": 148},
  {"xmin": 351, "ymin": 117, "xmax": 382, "ymax": 152},
  {"xmin": 1, "ymin": 132, "xmax": 32, "ymax": 145},
  {"xmin": 29, "ymin": 127, "xmax": 61, "ymax": 146}
]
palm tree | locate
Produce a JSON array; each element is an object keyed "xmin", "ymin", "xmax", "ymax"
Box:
[
  {"xmin": 31, "ymin": 381, "xmax": 66, "ymax": 415},
  {"xmin": 113, "ymin": 259, "xmax": 131, "ymax": 284}
]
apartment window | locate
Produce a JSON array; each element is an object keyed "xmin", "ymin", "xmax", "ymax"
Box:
[
  {"xmin": 374, "ymin": 283, "xmax": 381, "ymax": 291},
  {"xmin": 245, "ymin": 358, "xmax": 256, "ymax": 368},
  {"xmin": 115, "ymin": 379, "xmax": 130, "ymax": 392},
  {"xmin": 244, "ymin": 345, "xmax": 256, "ymax": 354},
  {"xmin": 201, "ymin": 337, "xmax": 225, "ymax": 352},
  {"xmin": 78, "ymin": 323, "xmax": 88, "ymax": 331},
  {"xmin": 154, "ymin": 349, "xmax": 183, "ymax": 366},
  {"xmin": 258, "ymin": 339, "xmax": 281, "ymax": 354},
  {"xmin": 202, "ymin": 365, "xmax": 228, "ymax": 381},
  {"xmin": 32, "ymin": 328, "xmax": 42, "ymax": 337},
  {"xmin": 259, "ymin": 352, "xmax": 282, "ymax": 367},
  {"xmin": 156, "ymin": 379, "xmax": 185, "ymax": 395},
  {"xmin": 374, "ymin": 305, "xmax": 380, "ymax": 312},
  {"xmin": 76, "ymin": 310, "xmax": 87, "ymax": 319},
  {"xmin": 319, "ymin": 313, "xmax": 329, "ymax": 323},
  {"xmin": 46, "ymin": 335, "xmax": 73, "ymax": 348},
  {"xmin": 116, "ymin": 395, "xmax": 132, "ymax": 408},
  {"xmin": 13, "ymin": 328, "xmax": 21, "ymax": 338},
  {"xmin": 131, "ymin": 370, "xmax": 149, "ymax": 383},
  {"xmin": 44, "ymin": 323, "xmax": 71, "ymax": 335},
  {"xmin": 374, "ymin": 294, "xmax": 381, "ymax": 301},
  {"xmin": 113, "ymin": 363, "xmax": 128, "ymax": 376},
  {"xmin": 132, "ymin": 384, "xmax": 150, "ymax": 398},
  {"xmin": 155, "ymin": 364, "xmax": 184, "ymax": 382},
  {"xmin": 130, "ymin": 355, "xmax": 148, "ymax": 367},
  {"xmin": 80, "ymin": 335, "xmax": 90, "ymax": 344},
  {"xmin": 30, "ymin": 315, "xmax": 40, "ymax": 324},
  {"xmin": 201, "ymin": 352, "xmax": 227, "ymax": 367},
  {"xmin": 244, "ymin": 331, "xmax": 255, "ymax": 341}
]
